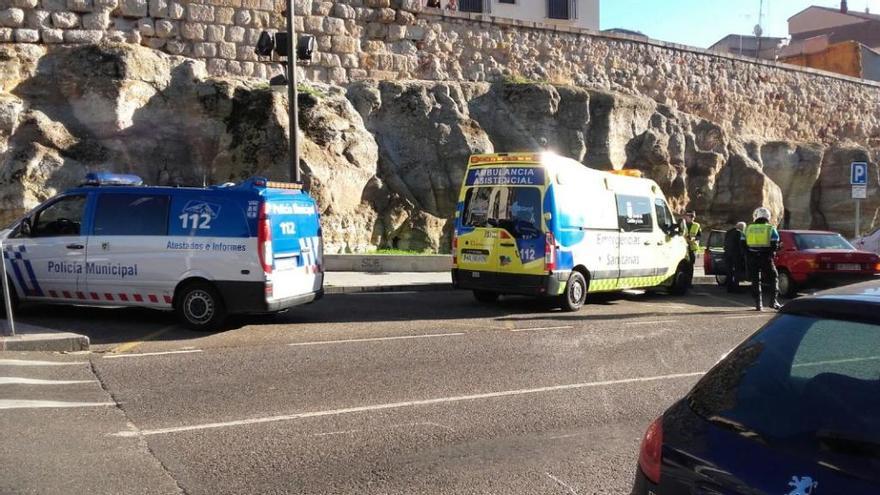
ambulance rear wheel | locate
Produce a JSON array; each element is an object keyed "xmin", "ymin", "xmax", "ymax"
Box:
[
  {"xmin": 560, "ymin": 271, "xmax": 587, "ymax": 312},
  {"xmin": 473, "ymin": 290, "xmax": 500, "ymax": 303},
  {"xmin": 176, "ymin": 282, "xmax": 226, "ymax": 331}
]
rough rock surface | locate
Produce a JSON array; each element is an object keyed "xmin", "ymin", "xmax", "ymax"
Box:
[{"xmin": 1, "ymin": 43, "xmax": 877, "ymax": 252}]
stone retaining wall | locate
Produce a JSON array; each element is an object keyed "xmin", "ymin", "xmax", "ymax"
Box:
[{"xmin": 2, "ymin": 0, "xmax": 880, "ymax": 146}]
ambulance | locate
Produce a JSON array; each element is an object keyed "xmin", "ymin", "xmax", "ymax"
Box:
[
  {"xmin": 0, "ymin": 173, "xmax": 324, "ymax": 330},
  {"xmin": 452, "ymin": 152, "xmax": 691, "ymax": 311}
]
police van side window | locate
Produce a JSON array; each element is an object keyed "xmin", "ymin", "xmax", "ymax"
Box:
[
  {"xmin": 93, "ymin": 194, "xmax": 170, "ymax": 236},
  {"xmin": 31, "ymin": 195, "xmax": 87, "ymax": 237},
  {"xmin": 616, "ymin": 195, "xmax": 654, "ymax": 233}
]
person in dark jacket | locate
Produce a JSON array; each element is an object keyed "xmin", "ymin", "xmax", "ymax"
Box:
[{"xmin": 723, "ymin": 222, "xmax": 746, "ymax": 292}]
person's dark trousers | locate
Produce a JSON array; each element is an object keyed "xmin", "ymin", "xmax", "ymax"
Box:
[
  {"xmin": 724, "ymin": 254, "xmax": 739, "ymax": 292},
  {"xmin": 748, "ymin": 251, "xmax": 779, "ymax": 310}
]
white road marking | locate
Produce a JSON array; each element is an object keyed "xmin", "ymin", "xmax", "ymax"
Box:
[
  {"xmin": 0, "ymin": 400, "xmax": 115, "ymax": 410},
  {"xmin": 287, "ymin": 333, "xmax": 464, "ymax": 347},
  {"xmin": 724, "ymin": 314, "xmax": 772, "ymax": 320},
  {"xmin": 310, "ymin": 422, "xmax": 455, "ymax": 438},
  {"xmin": 110, "ymin": 370, "xmax": 705, "ymax": 437},
  {"xmin": 102, "ymin": 350, "xmax": 203, "ymax": 359},
  {"xmin": 624, "ymin": 320, "xmax": 678, "ymax": 326},
  {"xmin": 510, "ymin": 326, "xmax": 574, "ymax": 333},
  {"xmin": 0, "ymin": 359, "xmax": 87, "ymax": 367},
  {"xmin": 546, "ymin": 472, "xmax": 579, "ymax": 495},
  {"xmin": 0, "ymin": 377, "xmax": 94, "ymax": 385}
]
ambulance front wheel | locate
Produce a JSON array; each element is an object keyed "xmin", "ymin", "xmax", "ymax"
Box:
[
  {"xmin": 473, "ymin": 290, "xmax": 500, "ymax": 303},
  {"xmin": 176, "ymin": 281, "xmax": 227, "ymax": 331},
  {"xmin": 669, "ymin": 262, "xmax": 693, "ymax": 296},
  {"xmin": 560, "ymin": 271, "xmax": 587, "ymax": 312}
]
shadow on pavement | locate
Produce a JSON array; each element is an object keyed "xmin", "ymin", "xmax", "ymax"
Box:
[{"xmin": 8, "ymin": 286, "xmax": 767, "ymax": 345}]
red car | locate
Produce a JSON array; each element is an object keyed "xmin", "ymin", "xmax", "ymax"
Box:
[{"xmin": 705, "ymin": 229, "xmax": 880, "ymax": 296}]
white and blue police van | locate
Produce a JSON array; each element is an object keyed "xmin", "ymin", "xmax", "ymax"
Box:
[{"xmin": 0, "ymin": 173, "xmax": 324, "ymax": 330}]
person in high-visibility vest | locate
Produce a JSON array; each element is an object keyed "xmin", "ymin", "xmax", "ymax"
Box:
[
  {"xmin": 742, "ymin": 207, "xmax": 781, "ymax": 311},
  {"xmin": 683, "ymin": 211, "xmax": 702, "ymax": 265}
]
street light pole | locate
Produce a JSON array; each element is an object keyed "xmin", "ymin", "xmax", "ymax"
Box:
[
  {"xmin": 1, "ymin": 240, "xmax": 15, "ymax": 336},
  {"xmin": 285, "ymin": 0, "xmax": 301, "ymax": 183}
]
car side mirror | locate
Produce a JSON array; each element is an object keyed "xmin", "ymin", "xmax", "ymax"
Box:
[{"xmin": 18, "ymin": 218, "xmax": 31, "ymax": 237}]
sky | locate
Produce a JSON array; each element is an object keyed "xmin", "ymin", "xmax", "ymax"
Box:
[{"xmin": 601, "ymin": 0, "xmax": 880, "ymax": 48}]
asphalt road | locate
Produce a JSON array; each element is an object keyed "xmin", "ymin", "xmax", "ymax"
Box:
[{"xmin": 1, "ymin": 287, "xmax": 773, "ymax": 494}]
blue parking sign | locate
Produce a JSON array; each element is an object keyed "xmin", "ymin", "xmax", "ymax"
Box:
[{"xmin": 851, "ymin": 162, "xmax": 868, "ymax": 185}]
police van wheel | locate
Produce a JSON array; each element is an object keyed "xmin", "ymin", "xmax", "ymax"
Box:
[
  {"xmin": 176, "ymin": 282, "xmax": 227, "ymax": 331},
  {"xmin": 0, "ymin": 278, "xmax": 19, "ymax": 318},
  {"xmin": 560, "ymin": 272, "xmax": 587, "ymax": 312},
  {"xmin": 669, "ymin": 263, "xmax": 692, "ymax": 296},
  {"xmin": 473, "ymin": 290, "xmax": 500, "ymax": 303}
]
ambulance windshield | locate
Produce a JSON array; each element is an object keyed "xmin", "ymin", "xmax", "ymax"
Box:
[{"xmin": 463, "ymin": 186, "xmax": 543, "ymax": 239}]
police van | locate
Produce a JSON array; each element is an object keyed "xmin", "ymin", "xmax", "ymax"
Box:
[
  {"xmin": 452, "ymin": 152, "xmax": 691, "ymax": 311},
  {"xmin": 0, "ymin": 173, "xmax": 324, "ymax": 330}
]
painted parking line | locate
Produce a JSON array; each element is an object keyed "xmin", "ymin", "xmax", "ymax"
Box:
[
  {"xmin": 109, "ymin": 324, "xmax": 178, "ymax": 354},
  {"xmin": 0, "ymin": 377, "xmax": 94, "ymax": 385},
  {"xmin": 111, "ymin": 370, "xmax": 706, "ymax": 438},
  {"xmin": 287, "ymin": 333, "xmax": 465, "ymax": 347},
  {"xmin": 103, "ymin": 349, "xmax": 203, "ymax": 359},
  {"xmin": 0, "ymin": 399, "xmax": 115, "ymax": 410},
  {"xmin": 623, "ymin": 320, "xmax": 678, "ymax": 326},
  {"xmin": 0, "ymin": 359, "xmax": 88, "ymax": 367},
  {"xmin": 509, "ymin": 326, "xmax": 574, "ymax": 333}
]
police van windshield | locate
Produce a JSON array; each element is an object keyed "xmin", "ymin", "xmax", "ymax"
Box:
[{"xmin": 463, "ymin": 187, "xmax": 543, "ymax": 239}]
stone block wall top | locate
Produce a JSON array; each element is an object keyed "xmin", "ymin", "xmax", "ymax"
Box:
[{"xmin": 0, "ymin": 0, "xmax": 879, "ymax": 147}]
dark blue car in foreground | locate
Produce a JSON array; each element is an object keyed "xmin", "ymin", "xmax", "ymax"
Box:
[{"xmin": 632, "ymin": 281, "xmax": 880, "ymax": 494}]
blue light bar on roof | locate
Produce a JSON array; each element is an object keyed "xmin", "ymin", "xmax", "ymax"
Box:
[{"xmin": 82, "ymin": 172, "xmax": 144, "ymax": 187}]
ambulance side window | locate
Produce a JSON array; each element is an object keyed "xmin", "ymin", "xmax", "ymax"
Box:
[
  {"xmin": 616, "ymin": 195, "xmax": 654, "ymax": 233},
  {"xmin": 654, "ymin": 198, "xmax": 675, "ymax": 232},
  {"xmin": 93, "ymin": 193, "xmax": 170, "ymax": 236},
  {"xmin": 31, "ymin": 195, "xmax": 87, "ymax": 237}
]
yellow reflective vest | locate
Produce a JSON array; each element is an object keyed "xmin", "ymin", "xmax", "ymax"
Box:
[
  {"xmin": 685, "ymin": 221, "xmax": 701, "ymax": 251},
  {"xmin": 745, "ymin": 223, "xmax": 776, "ymax": 248}
]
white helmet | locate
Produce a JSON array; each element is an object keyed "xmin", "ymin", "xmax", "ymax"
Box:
[{"xmin": 753, "ymin": 207, "xmax": 772, "ymax": 221}]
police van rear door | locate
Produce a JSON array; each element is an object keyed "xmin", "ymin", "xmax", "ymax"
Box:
[{"xmin": 263, "ymin": 188, "xmax": 322, "ymax": 301}]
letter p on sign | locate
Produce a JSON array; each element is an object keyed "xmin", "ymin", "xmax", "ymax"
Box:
[{"xmin": 852, "ymin": 162, "xmax": 868, "ymax": 185}]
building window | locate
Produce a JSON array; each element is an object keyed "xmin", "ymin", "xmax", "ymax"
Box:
[
  {"xmin": 548, "ymin": 0, "xmax": 574, "ymax": 19},
  {"xmin": 459, "ymin": 0, "xmax": 484, "ymax": 12},
  {"xmin": 499, "ymin": 0, "xmax": 515, "ymax": 3}
]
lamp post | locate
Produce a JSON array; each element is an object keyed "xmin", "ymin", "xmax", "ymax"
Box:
[
  {"xmin": 1, "ymin": 240, "xmax": 15, "ymax": 336},
  {"xmin": 285, "ymin": 0, "xmax": 300, "ymax": 184},
  {"xmin": 254, "ymin": 10, "xmax": 314, "ymax": 183}
]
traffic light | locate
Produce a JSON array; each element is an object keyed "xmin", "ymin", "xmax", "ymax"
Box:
[{"xmin": 254, "ymin": 32, "xmax": 316, "ymax": 61}]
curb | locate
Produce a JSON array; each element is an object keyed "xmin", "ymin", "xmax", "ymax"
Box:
[
  {"xmin": 325, "ymin": 278, "xmax": 719, "ymax": 295},
  {"xmin": 1, "ymin": 332, "xmax": 90, "ymax": 352},
  {"xmin": 325, "ymin": 283, "xmax": 455, "ymax": 294}
]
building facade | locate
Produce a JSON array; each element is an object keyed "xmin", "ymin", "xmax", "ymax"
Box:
[
  {"xmin": 709, "ymin": 34, "xmax": 787, "ymax": 60},
  {"xmin": 433, "ymin": 0, "xmax": 599, "ymax": 31}
]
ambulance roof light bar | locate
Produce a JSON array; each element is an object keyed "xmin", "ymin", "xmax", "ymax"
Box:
[
  {"xmin": 608, "ymin": 169, "xmax": 643, "ymax": 178},
  {"xmin": 82, "ymin": 172, "xmax": 144, "ymax": 187}
]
